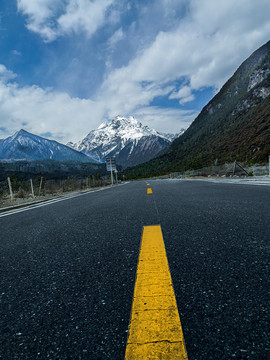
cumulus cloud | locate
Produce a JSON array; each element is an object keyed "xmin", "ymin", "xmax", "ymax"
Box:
[
  {"xmin": 0, "ymin": 74, "xmax": 105, "ymax": 142},
  {"xmin": 169, "ymin": 86, "xmax": 195, "ymax": 105},
  {"xmin": 17, "ymin": 0, "xmax": 115, "ymax": 42},
  {"xmin": 133, "ymin": 106, "xmax": 199, "ymax": 133},
  {"xmin": 57, "ymin": 0, "xmax": 114, "ymax": 37},
  {"xmin": 0, "ymin": 65, "xmax": 17, "ymax": 82},
  {"xmin": 17, "ymin": 0, "xmax": 62, "ymax": 41},
  {"xmin": 99, "ymin": 0, "xmax": 270, "ymax": 114},
  {"xmin": 0, "ymin": 67, "xmax": 190, "ymax": 142},
  {"xmin": 100, "ymin": 80, "xmax": 174, "ymax": 120}
]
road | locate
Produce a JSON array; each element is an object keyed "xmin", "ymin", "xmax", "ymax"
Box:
[{"xmin": 1, "ymin": 180, "xmax": 269, "ymax": 359}]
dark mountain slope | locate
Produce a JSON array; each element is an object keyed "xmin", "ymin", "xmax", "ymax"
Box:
[{"xmin": 125, "ymin": 40, "xmax": 270, "ymax": 178}]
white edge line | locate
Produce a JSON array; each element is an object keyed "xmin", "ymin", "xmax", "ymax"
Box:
[
  {"xmin": 173, "ymin": 178, "xmax": 270, "ymax": 187},
  {"xmin": 199, "ymin": 179, "xmax": 270, "ymax": 186},
  {"xmin": 0, "ymin": 182, "xmax": 129, "ymax": 218}
]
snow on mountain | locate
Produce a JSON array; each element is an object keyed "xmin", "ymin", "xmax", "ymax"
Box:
[
  {"xmin": 0, "ymin": 129, "xmax": 93, "ymax": 162},
  {"xmin": 68, "ymin": 116, "xmax": 185, "ymax": 167},
  {"xmin": 159, "ymin": 131, "xmax": 185, "ymax": 142}
]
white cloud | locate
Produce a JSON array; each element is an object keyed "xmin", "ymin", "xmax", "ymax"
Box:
[
  {"xmin": 169, "ymin": 86, "xmax": 195, "ymax": 105},
  {"xmin": 100, "ymin": 79, "xmax": 174, "ymax": 119},
  {"xmin": 17, "ymin": 0, "xmax": 115, "ymax": 42},
  {"xmin": 0, "ymin": 67, "xmax": 189, "ymax": 142},
  {"xmin": 57, "ymin": 0, "xmax": 114, "ymax": 38},
  {"xmin": 0, "ymin": 65, "xmax": 17, "ymax": 82},
  {"xmin": 108, "ymin": 27, "xmax": 125, "ymax": 49},
  {"xmin": 133, "ymin": 106, "xmax": 198, "ymax": 133},
  {"xmin": 17, "ymin": 0, "xmax": 61, "ymax": 41},
  {"xmin": 98, "ymin": 0, "xmax": 270, "ymax": 117},
  {"xmin": 0, "ymin": 75, "xmax": 105, "ymax": 142},
  {"xmin": 11, "ymin": 50, "xmax": 22, "ymax": 56}
]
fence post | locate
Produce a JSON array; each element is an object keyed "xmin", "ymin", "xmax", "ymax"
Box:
[
  {"xmin": 38, "ymin": 177, "xmax": 43, "ymax": 197},
  {"xmin": 30, "ymin": 179, "xmax": 35, "ymax": 198},
  {"xmin": 7, "ymin": 177, "xmax": 14, "ymax": 201},
  {"xmin": 233, "ymin": 160, "xmax": 237, "ymax": 175}
]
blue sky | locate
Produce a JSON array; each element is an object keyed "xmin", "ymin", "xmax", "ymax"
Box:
[{"xmin": 0, "ymin": 0, "xmax": 270, "ymax": 143}]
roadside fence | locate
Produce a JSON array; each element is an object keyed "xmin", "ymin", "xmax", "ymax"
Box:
[{"xmin": 0, "ymin": 176, "xmax": 112, "ymax": 206}]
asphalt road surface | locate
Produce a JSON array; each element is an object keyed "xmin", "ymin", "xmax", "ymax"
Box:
[{"xmin": 1, "ymin": 180, "xmax": 269, "ymax": 359}]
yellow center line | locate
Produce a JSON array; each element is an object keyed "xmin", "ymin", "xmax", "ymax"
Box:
[
  {"xmin": 147, "ymin": 188, "xmax": 152, "ymax": 194},
  {"xmin": 125, "ymin": 225, "xmax": 188, "ymax": 360}
]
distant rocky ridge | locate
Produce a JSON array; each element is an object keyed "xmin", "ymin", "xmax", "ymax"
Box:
[
  {"xmin": 0, "ymin": 129, "xmax": 92, "ymax": 162},
  {"xmin": 67, "ymin": 116, "xmax": 184, "ymax": 167},
  {"xmin": 0, "ymin": 119, "xmax": 185, "ymax": 168},
  {"xmin": 125, "ymin": 40, "xmax": 270, "ymax": 178}
]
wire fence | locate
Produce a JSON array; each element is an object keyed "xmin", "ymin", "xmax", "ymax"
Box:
[{"xmin": 0, "ymin": 175, "xmax": 113, "ymax": 207}]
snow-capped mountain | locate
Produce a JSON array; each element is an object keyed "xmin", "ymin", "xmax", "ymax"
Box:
[
  {"xmin": 68, "ymin": 116, "xmax": 184, "ymax": 167},
  {"xmin": 0, "ymin": 129, "xmax": 92, "ymax": 162}
]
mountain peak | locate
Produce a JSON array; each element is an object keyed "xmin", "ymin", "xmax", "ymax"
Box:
[
  {"xmin": 96, "ymin": 116, "xmax": 144, "ymax": 135},
  {"xmin": 0, "ymin": 129, "xmax": 92, "ymax": 162},
  {"xmin": 116, "ymin": 115, "xmax": 139, "ymax": 123},
  {"xmin": 10, "ymin": 128, "xmax": 30, "ymax": 141},
  {"xmin": 18, "ymin": 129, "xmax": 28, "ymax": 134},
  {"xmin": 111, "ymin": 115, "xmax": 142, "ymax": 128},
  {"xmin": 69, "ymin": 116, "xmax": 183, "ymax": 167},
  {"xmin": 97, "ymin": 115, "xmax": 139, "ymax": 130},
  {"xmin": 15, "ymin": 129, "xmax": 30, "ymax": 136}
]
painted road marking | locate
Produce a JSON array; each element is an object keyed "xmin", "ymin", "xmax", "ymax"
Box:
[
  {"xmin": 147, "ymin": 188, "xmax": 152, "ymax": 194},
  {"xmin": 198, "ymin": 178, "xmax": 270, "ymax": 186},
  {"xmin": 0, "ymin": 183, "xmax": 129, "ymax": 218},
  {"xmin": 125, "ymin": 225, "xmax": 188, "ymax": 360}
]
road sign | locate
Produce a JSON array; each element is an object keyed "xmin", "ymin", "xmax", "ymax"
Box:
[
  {"xmin": 106, "ymin": 157, "xmax": 116, "ymax": 171},
  {"xmin": 106, "ymin": 157, "xmax": 116, "ymax": 185}
]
